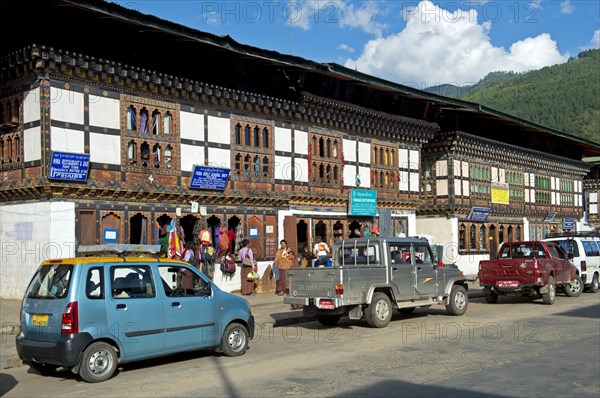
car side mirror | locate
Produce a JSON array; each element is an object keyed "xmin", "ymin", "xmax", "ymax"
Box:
[
  {"xmin": 567, "ymin": 253, "xmax": 574, "ymax": 260},
  {"xmin": 202, "ymin": 283, "xmax": 212, "ymax": 297}
]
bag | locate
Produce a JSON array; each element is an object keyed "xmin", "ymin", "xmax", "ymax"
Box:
[
  {"xmin": 242, "ymin": 257, "xmax": 252, "ymax": 266},
  {"xmin": 247, "ymin": 271, "xmax": 259, "ymax": 281},
  {"xmin": 200, "ymin": 230, "xmax": 212, "ymax": 244},
  {"xmin": 220, "ymin": 254, "xmax": 236, "ymax": 274},
  {"xmin": 201, "ymin": 245, "xmax": 216, "ymax": 263}
]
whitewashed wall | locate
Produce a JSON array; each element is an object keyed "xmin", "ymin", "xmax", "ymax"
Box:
[
  {"xmin": 416, "ymin": 216, "xmax": 482, "ymax": 276},
  {"xmin": 0, "ymin": 202, "xmax": 76, "ymax": 299}
]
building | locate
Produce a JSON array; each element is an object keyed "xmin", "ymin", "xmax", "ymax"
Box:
[{"xmin": 1, "ymin": 0, "xmax": 599, "ymax": 298}]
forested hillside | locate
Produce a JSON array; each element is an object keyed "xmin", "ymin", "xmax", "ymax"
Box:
[{"xmin": 426, "ymin": 49, "xmax": 600, "ymax": 144}]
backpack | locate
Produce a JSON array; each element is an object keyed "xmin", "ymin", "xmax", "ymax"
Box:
[
  {"xmin": 201, "ymin": 245, "xmax": 216, "ymax": 263},
  {"xmin": 220, "ymin": 254, "xmax": 236, "ymax": 275}
]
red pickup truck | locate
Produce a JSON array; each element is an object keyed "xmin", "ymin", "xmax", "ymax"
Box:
[{"xmin": 478, "ymin": 241, "xmax": 583, "ymax": 304}]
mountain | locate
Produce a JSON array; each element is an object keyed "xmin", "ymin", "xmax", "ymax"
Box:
[{"xmin": 425, "ymin": 49, "xmax": 600, "ymax": 144}]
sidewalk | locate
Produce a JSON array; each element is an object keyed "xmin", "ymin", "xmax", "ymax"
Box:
[{"xmin": 0, "ymin": 282, "xmax": 482, "ymax": 370}]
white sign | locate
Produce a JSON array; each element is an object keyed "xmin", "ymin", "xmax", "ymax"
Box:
[
  {"xmin": 191, "ymin": 201, "xmax": 199, "ymax": 213},
  {"xmin": 266, "ymin": 225, "xmax": 274, "ymax": 233}
]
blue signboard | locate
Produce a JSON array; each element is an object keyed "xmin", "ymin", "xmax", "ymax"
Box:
[
  {"xmin": 468, "ymin": 207, "xmax": 491, "ymax": 222},
  {"xmin": 189, "ymin": 165, "xmax": 230, "ymax": 190},
  {"xmin": 103, "ymin": 228, "xmax": 118, "ymax": 243},
  {"xmin": 48, "ymin": 152, "xmax": 90, "ymax": 182},
  {"xmin": 349, "ymin": 189, "xmax": 377, "ymax": 216},
  {"xmin": 563, "ymin": 218, "xmax": 574, "ymax": 230}
]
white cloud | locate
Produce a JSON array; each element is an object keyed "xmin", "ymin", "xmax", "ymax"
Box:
[
  {"xmin": 560, "ymin": 0, "xmax": 574, "ymax": 15},
  {"xmin": 581, "ymin": 29, "xmax": 600, "ymax": 50},
  {"xmin": 338, "ymin": 44, "xmax": 355, "ymax": 53},
  {"xmin": 287, "ymin": 0, "xmax": 388, "ymax": 36},
  {"xmin": 344, "ymin": 1, "xmax": 568, "ymax": 87}
]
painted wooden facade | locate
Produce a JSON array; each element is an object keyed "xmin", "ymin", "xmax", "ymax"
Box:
[{"xmin": 1, "ymin": 0, "xmax": 599, "ymax": 297}]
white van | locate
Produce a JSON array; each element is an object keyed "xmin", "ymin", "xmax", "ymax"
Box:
[{"xmin": 544, "ymin": 235, "xmax": 600, "ymax": 293}]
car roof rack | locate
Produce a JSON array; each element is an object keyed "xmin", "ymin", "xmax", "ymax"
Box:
[
  {"xmin": 77, "ymin": 244, "xmax": 163, "ymax": 260},
  {"xmin": 544, "ymin": 231, "xmax": 599, "ymax": 239}
]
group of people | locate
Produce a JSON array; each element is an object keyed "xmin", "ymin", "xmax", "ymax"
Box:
[{"xmin": 172, "ymin": 223, "xmax": 337, "ymax": 297}]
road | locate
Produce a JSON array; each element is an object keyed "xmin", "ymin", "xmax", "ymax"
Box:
[{"xmin": 1, "ymin": 292, "xmax": 599, "ymax": 398}]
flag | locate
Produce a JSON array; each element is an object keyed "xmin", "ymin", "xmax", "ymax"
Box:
[{"xmin": 167, "ymin": 220, "xmax": 181, "ymax": 259}]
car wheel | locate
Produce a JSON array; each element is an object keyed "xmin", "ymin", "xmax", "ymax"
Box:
[
  {"xmin": 446, "ymin": 285, "xmax": 468, "ymax": 315},
  {"xmin": 220, "ymin": 322, "xmax": 249, "ymax": 357},
  {"xmin": 365, "ymin": 292, "xmax": 392, "ymax": 328},
  {"xmin": 541, "ymin": 276, "xmax": 555, "ymax": 305},
  {"xmin": 564, "ymin": 275, "xmax": 583, "ymax": 297},
  {"xmin": 398, "ymin": 307, "xmax": 415, "ymax": 314},
  {"xmin": 79, "ymin": 342, "xmax": 117, "ymax": 383},
  {"xmin": 316, "ymin": 314, "xmax": 341, "ymax": 326},
  {"xmin": 588, "ymin": 274, "xmax": 599, "ymax": 293},
  {"xmin": 484, "ymin": 291, "xmax": 499, "ymax": 304}
]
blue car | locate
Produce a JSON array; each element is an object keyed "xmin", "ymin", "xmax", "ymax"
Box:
[{"xmin": 16, "ymin": 244, "xmax": 254, "ymax": 382}]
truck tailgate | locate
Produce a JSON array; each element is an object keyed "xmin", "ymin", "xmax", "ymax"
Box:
[
  {"xmin": 286, "ymin": 268, "xmax": 338, "ymax": 299},
  {"xmin": 479, "ymin": 259, "xmax": 538, "ymax": 287}
]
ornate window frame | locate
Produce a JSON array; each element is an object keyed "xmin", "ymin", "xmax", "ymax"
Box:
[
  {"xmin": 308, "ymin": 131, "xmax": 342, "ymax": 187},
  {"xmin": 0, "ymin": 94, "xmax": 22, "ymax": 168},
  {"xmin": 230, "ymin": 117, "xmax": 274, "ymax": 182},
  {"xmin": 120, "ymin": 94, "xmax": 180, "ymax": 175},
  {"xmin": 371, "ymin": 141, "xmax": 398, "ymax": 191}
]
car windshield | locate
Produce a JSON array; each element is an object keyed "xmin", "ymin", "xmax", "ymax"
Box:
[{"xmin": 25, "ymin": 264, "xmax": 72, "ymax": 299}]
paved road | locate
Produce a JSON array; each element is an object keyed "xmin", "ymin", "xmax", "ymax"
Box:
[{"xmin": 1, "ymin": 291, "xmax": 598, "ymax": 397}]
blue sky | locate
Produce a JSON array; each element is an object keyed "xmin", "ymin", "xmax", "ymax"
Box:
[{"xmin": 114, "ymin": 1, "xmax": 600, "ymax": 88}]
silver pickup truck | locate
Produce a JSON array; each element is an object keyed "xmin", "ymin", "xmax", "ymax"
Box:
[{"xmin": 284, "ymin": 237, "xmax": 471, "ymax": 328}]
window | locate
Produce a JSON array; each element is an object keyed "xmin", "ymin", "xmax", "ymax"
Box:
[
  {"xmin": 469, "ymin": 164, "xmax": 491, "ymax": 200},
  {"xmin": 111, "ymin": 265, "xmax": 155, "ymax": 299},
  {"xmin": 0, "ymin": 94, "xmax": 23, "ymax": 168},
  {"xmin": 371, "ymin": 142, "xmax": 398, "ymax": 191},
  {"xmin": 158, "ymin": 265, "xmax": 209, "ymax": 296},
  {"xmin": 86, "ymin": 268, "xmax": 104, "ymax": 299},
  {"xmin": 310, "ymin": 132, "xmax": 342, "ymax": 187},
  {"xmin": 232, "ymin": 119, "xmax": 273, "ymax": 182},
  {"xmin": 459, "ymin": 222, "xmax": 523, "ymax": 254},
  {"xmin": 121, "ymin": 95, "xmax": 179, "ymax": 174}
]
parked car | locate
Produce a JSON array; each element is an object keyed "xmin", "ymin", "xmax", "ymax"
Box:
[
  {"xmin": 544, "ymin": 234, "xmax": 600, "ymax": 293},
  {"xmin": 284, "ymin": 237, "xmax": 472, "ymax": 328},
  {"xmin": 478, "ymin": 240, "xmax": 582, "ymax": 304},
  {"xmin": 16, "ymin": 244, "xmax": 254, "ymax": 383}
]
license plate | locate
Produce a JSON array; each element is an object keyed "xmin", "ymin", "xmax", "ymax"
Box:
[
  {"xmin": 316, "ymin": 298, "xmax": 335, "ymax": 310},
  {"xmin": 32, "ymin": 314, "xmax": 48, "ymax": 327},
  {"xmin": 497, "ymin": 281, "xmax": 519, "ymax": 288}
]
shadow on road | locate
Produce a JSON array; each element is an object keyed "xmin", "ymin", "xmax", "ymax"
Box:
[
  {"xmin": 0, "ymin": 373, "xmax": 18, "ymax": 397},
  {"xmin": 332, "ymin": 378, "xmax": 506, "ymax": 398},
  {"xmin": 554, "ymin": 303, "xmax": 600, "ymax": 319}
]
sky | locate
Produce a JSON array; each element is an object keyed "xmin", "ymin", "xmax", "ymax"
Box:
[{"xmin": 113, "ymin": 0, "xmax": 600, "ymax": 89}]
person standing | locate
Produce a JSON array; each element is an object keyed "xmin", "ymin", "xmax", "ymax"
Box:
[
  {"xmin": 313, "ymin": 236, "xmax": 330, "ymax": 267},
  {"xmin": 273, "ymin": 239, "xmax": 295, "ymax": 296},
  {"xmin": 239, "ymin": 239, "xmax": 256, "ymax": 295}
]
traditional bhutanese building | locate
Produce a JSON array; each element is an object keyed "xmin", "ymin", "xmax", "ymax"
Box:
[{"xmin": 1, "ymin": 0, "xmax": 598, "ymax": 297}]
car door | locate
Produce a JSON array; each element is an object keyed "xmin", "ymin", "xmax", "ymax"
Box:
[
  {"xmin": 106, "ymin": 264, "xmax": 165, "ymax": 359},
  {"xmin": 389, "ymin": 243, "xmax": 417, "ymax": 299},
  {"xmin": 546, "ymin": 243, "xmax": 570, "ymax": 283},
  {"xmin": 413, "ymin": 243, "xmax": 437, "ymax": 296},
  {"xmin": 158, "ymin": 264, "xmax": 220, "ymax": 351}
]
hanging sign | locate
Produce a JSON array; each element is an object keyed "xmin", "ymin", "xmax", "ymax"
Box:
[
  {"xmin": 348, "ymin": 189, "xmax": 377, "ymax": 216},
  {"xmin": 189, "ymin": 165, "xmax": 230, "ymax": 190},
  {"xmin": 467, "ymin": 207, "xmax": 491, "ymax": 222},
  {"xmin": 48, "ymin": 151, "xmax": 90, "ymax": 182}
]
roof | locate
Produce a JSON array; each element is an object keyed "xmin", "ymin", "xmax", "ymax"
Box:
[{"xmin": 2, "ymin": 0, "xmax": 598, "ymax": 158}]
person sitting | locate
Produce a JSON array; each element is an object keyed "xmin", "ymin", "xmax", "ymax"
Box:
[{"xmin": 313, "ymin": 236, "xmax": 330, "ymax": 267}]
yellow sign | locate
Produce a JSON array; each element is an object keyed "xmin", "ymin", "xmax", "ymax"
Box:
[{"xmin": 491, "ymin": 182, "xmax": 509, "ymax": 205}]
